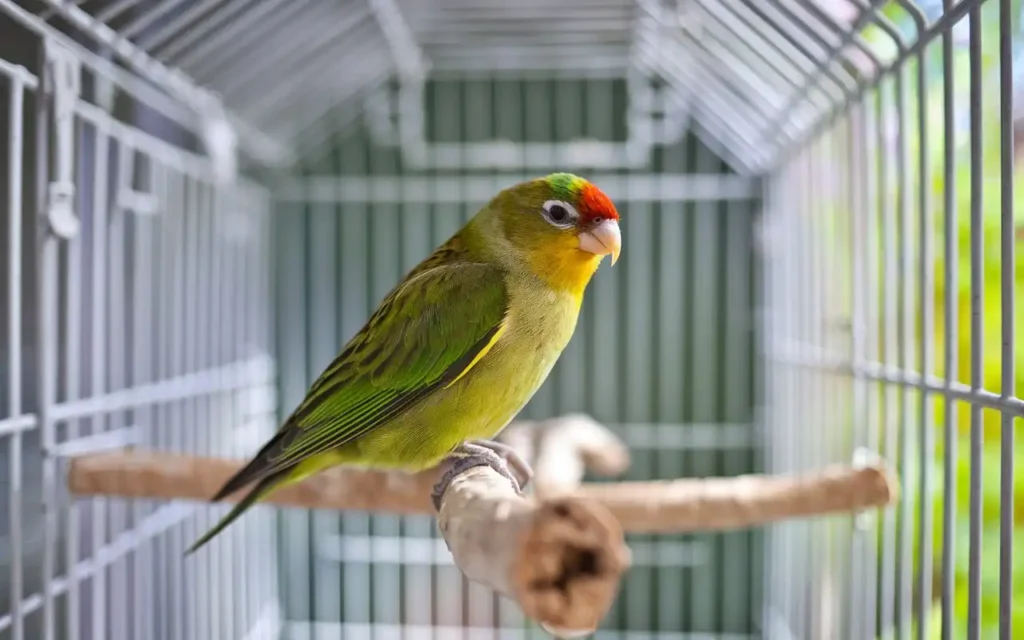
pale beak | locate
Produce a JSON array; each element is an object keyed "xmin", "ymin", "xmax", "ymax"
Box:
[{"xmin": 578, "ymin": 219, "xmax": 622, "ymax": 265}]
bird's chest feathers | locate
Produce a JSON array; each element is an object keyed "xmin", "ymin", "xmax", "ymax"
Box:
[
  {"xmin": 450, "ymin": 284, "xmax": 580, "ymax": 431},
  {"xmin": 503, "ymin": 285, "xmax": 581, "ymax": 356}
]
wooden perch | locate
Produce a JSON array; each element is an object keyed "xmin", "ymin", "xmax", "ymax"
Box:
[
  {"xmin": 64, "ymin": 415, "xmax": 898, "ymax": 635},
  {"xmin": 572, "ymin": 465, "xmax": 895, "ymax": 533},
  {"xmin": 67, "ymin": 449, "xmax": 896, "ymax": 531},
  {"xmin": 435, "ymin": 465, "xmax": 628, "ymax": 636}
]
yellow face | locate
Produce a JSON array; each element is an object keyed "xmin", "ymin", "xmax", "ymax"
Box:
[{"xmin": 493, "ymin": 173, "xmax": 622, "ymax": 293}]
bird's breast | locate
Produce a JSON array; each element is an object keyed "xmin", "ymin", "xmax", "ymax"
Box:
[
  {"xmin": 354, "ymin": 283, "xmax": 584, "ymax": 470},
  {"xmin": 444, "ymin": 283, "xmax": 582, "ymax": 437}
]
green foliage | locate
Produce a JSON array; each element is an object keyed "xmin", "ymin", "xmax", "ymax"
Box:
[
  {"xmin": 815, "ymin": 3, "xmax": 1023, "ymax": 636},
  {"xmin": 921, "ymin": 430, "xmax": 1024, "ymax": 639}
]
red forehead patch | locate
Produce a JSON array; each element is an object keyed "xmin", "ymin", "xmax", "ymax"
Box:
[{"xmin": 578, "ymin": 183, "xmax": 620, "ymax": 222}]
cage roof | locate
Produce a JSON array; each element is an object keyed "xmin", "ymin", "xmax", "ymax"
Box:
[{"xmin": 3, "ymin": 0, "xmax": 995, "ymax": 175}]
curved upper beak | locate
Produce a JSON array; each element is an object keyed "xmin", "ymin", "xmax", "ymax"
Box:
[{"xmin": 578, "ymin": 219, "xmax": 622, "ymax": 265}]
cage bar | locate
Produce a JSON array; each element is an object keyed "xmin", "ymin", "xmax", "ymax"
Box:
[{"xmin": 1, "ymin": 0, "xmax": 1021, "ymax": 638}]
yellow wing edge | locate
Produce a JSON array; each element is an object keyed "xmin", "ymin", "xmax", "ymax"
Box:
[{"xmin": 443, "ymin": 316, "xmax": 509, "ymax": 389}]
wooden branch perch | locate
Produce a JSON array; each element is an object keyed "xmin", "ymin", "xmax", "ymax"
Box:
[
  {"xmin": 435, "ymin": 465, "xmax": 628, "ymax": 636},
  {"xmin": 64, "ymin": 415, "xmax": 898, "ymax": 635},
  {"xmin": 67, "ymin": 449, "xmax": 896, "ymax": 531}
]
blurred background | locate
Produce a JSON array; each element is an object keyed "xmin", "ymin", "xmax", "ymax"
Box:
[{"xmin": 0, "ymin": 0, "xmax": 1021, "ymax": 639}]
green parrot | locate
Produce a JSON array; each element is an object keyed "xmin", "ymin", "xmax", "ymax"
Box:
[{"xmin": 186, "ymin": 172, "xmax": 622, "ymax": 554}]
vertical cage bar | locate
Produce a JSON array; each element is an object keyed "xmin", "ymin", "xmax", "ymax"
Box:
[
  {"xmin": 790, "ymin": 148, "xmax": 802, "ymax": 635},
  {"xmin": 863, "ymin": 89, "xmax": 881, "ymax": 637},
  {"xmin": 64, "ymin": 119, "xmax": 84, "ymax": 640},
  {"xmin": 216, "ymin": 187, "xmax": 230, "ymax": 640},
  {"xmin": 760, "ymin": 174, "xmax": 773, "ymax": 637},
  {"xmin": 240, "ymin": 193, "xmax": 254, "ymax": 635},
  {"xmin": 209, "ymin": 185, "xmax": 223, "ymax": 640},
  {"xmin": 107, "ymin": 141, "xmax": 131, "ymax": 640},
  {"xmin": 176, "ymin": 174, "xmax": 193, "ymax": 640},
  {"xmin": 879, "ymin": 77, "xmax": 899, "ymax": 639},
  {"xmin": 915, "ymin": 33, "xmax": 935, "ymax": 640},
  {"xmin": 90, "ymin": 119, "xmax": 111, "ymax": 640},
  {"xmin": 997, "ymin": 0, "xmax": 1016, "ymax": 636},
  {"xmin": 7, "ymin": 69, "xmax": 25, "ymax": 640},
  {"xmin": 36, "ymin": 44, "xmax": 58, "ymax": 640},
  {"xmin": 801, "ymin": 138, "xmax": 818, "ymax": 640},
  {"xmin": 181, "ymin": 173, "xmax": 203, "ymax": 639},
  {"xmin": 167, "ymin": 168, "xmax": 187, "ymax": 640},
  {"xmin": 220, "ymin": 187, "xmax": 240, "ymax": 640},
  {"xmin": 820, "ymin": 126, "xmax": 836, "ymax": 640},
  {"xmin": 232, "ymin": 187, "xmax": 250, "ymax": 637},
  {"xmin": 777, "ymin": 157, "xmax": 794, "ymax": 637},
  {"xmin": 849, "ymin": 99, "xmax": 866, "ymax": 640},
  {"xmin": 895, "ymin": 54, "xmax": 914, "ymax": 640},
  {"xmin": 966, "ymin": 4, "xmax": 983, "ymax": 638},
  {"xmin": 939, "ymin": 1, "xmax": 959, "ymax": 636},
  {"xmin": 209, "ymin": 185, "xmax": 225, "ymax": 640},
  {"xmin": 132, "ymin": 159, "xmax": 157, "ymax": 640},
  {"xmin": 153, "ymin": 162, "xmax": 168, "ymax": 640},
  {"xmin": 774, "ymin": 164, "xmax": 790, "ymax": 639},
  {"xmin": 200, "ymin": 180, "xmax": 214, "ymax": 638},
  {"xmin": 808, "ymin": 136, "xmax": 820, "ymax": 638},
  {"xmin": 835, "ymin": 113, "xmax": 854, "ymax": 640},
  {"xmin": 194, "ymin": 179, "xmax": 213, "ymax": 640}
]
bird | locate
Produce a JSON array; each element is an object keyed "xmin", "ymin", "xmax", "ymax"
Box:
[{"xmin": 186, "ymin": 172, "xmax": 622, "ymax": 554}]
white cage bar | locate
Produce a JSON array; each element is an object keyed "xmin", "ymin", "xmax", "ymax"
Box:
[
  {"xmin": 1, "ymin": 8, "xmax": 279, "ymax": 640},
  {"xmin": 0, "ymin": 0, "xmax": 1020, "ymax": 639}
]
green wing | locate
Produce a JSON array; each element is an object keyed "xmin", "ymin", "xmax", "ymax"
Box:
[{"xmin": 212, "ymin": 259, "xmax": 509, "ymax": 499}]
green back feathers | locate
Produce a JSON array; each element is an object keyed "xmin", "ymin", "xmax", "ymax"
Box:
[{"xmin": 207, "ymin": 237, "xmax": 509, "ymax": 504}]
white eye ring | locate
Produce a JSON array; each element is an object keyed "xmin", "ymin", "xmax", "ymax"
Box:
[{"xmin": 541, "ymin": 200, "xmax": 579, "ymax": 228}]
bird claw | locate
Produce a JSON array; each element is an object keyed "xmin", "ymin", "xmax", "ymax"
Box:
[
  {"xmin": 431, "ymin": 441, "xmax": 532, "ymax": 511},
  {"xmin": 466, "ymin": 439, "xmax": 533, "ymax": 489}
]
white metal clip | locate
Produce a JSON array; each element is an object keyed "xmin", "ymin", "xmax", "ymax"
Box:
[
  {"xmin": 199, "ymin": 97, "xmax": 239, "ymax": 186},
  {"xmin": 45, "ymin": 41, "xmax": 81, "ymax": 240}
]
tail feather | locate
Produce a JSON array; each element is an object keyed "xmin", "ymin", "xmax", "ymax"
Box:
[
  {"xmin": 210, "ymin": 428, "xmax": 292, "ymax": 502},
  {"xmin": 185, "ymin": 472, "xmax": 283, "ymax": 556}
]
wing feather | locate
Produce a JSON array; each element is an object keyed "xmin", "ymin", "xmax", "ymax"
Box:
[{"xmin": 211, "ymin": 256, "xmax": 508, "ymax": 500}]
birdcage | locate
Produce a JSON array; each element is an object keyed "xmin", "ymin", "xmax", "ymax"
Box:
[{"xmin": 0, "ymin": 0, "xmax": 1020, "ymax": 639}]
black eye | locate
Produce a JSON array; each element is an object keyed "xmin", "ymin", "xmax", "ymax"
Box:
[
  {"xmin": 593, "ymin": 216, "xmax": 603, "ymax": 224},
  {"xmin": 542, "ymin": 200, "xmax": 578, "ymax": 227}
]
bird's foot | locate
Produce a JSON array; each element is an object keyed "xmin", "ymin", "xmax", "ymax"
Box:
[
  {"xmin": 466, "ymin": 439, "xmax": 533, "ymax": 490},
  {"xmin": 431, "ymin": 441, "xmax": 533, "ymax": 512}
]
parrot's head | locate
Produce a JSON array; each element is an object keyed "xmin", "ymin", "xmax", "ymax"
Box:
[{"xmin": 482, "ymin": 172, "xmax": 621, "ymax": 292}]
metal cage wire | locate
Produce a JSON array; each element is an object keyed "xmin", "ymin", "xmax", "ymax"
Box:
[
  {"xmin": 0, "ymin": 0, "xmax": 1020, "ymax": 639},
  {"xmin": 1, "ymin": 8, "xmax": 280, "ymax": 640}
]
